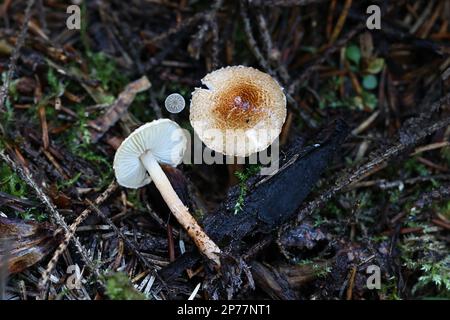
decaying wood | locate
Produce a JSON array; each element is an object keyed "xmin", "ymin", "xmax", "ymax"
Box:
[
  {"xmin": 250, "ymin": 261, "xmax": 297, "ymax": 299},
  {"xmin": 0, "ymin": 216, "xmax": 62, "ymax": 274},
  {"xmin": 160, "ymin": 120, "xmax": 349, "ymax": 282},
  {"xmin": 250, "ymin": 259, "xmax": 331, "ymax": 299}
]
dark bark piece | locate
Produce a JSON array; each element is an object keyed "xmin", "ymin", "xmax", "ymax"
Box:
[
  {"xmin": 204, "ymin": 119, "xmax": 349, "ymax": 246},
  {"xmin": 160, "ymin": 120, "xmax": 349, "ymax": 281},
  {"xmin": 159, "ymin": 251, "xmax": 201, "ymax": 281},
  {"xmin": 250, "ymin": 261, "xmax": 297, "ymax": 300},
  {"xmin": 279, "ymin": 220, "xmax": 329, "ymax": 252},
  {"xmin": 251, "ymin": 260, "xmax": 330, "ymax": 299},
  {"xmin": 278, "ymin": 261, "xmax": 330, "ymax": 289},
  {"xmin": 0, "ymin": 217, "xmax": 62, "ymax": 274}
]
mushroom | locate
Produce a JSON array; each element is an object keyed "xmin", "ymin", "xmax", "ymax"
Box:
[
  {"xmin": 113, "ymin": 119, "xmax": 221, "ymax": 265},
  {"xmin": 190, "ymin": 66, "xmax": 287, "ymax": 157}
]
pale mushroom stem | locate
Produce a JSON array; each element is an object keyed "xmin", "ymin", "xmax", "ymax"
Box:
[{"xmin": 140, "ymin": 151, "xmax": 221, "ymax": 266}]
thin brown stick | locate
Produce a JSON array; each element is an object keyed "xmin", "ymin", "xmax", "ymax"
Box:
[
  {"xmin": 38, "ymin": 105, "xmax": 49, "ymax": 150},
  {"xmin": 328, "ymin": 0, "xmax": 352, "ymax": 44},
  {"xmin": 346, "ymin": 266, "xmax": 357, "ymax": 300},
  {"xmin": 0, "ymin": 0, "xmax": 35, "ymax": 111},
  {"xmin": 86, "ymin": 198, "xmax": 170, "ymax": 292},
  {"xmin": 38, "ymin": 181, "xmax": 118, "ymax": 294},
  {"xmin": 0, "ymin": 150, "xmax": 102, "ymax": 296}
]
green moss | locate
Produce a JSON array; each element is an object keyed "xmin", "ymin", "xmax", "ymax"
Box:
[
  {"xmin": 439, "ymin": 200, "xmax": 450, "ymax": 220},
  {"xmin": 57, "ymin": 172, "xmax": 82, "ymax": 190},
  {"xmin": 0, "ymin": 163, "xmax": 27, "ymax": 197},
  {"xmin": 233, "ymin": 165, "xmax": 260, "ymax": 215},
  {"xmin": 46, "ymin": 68, "xmax": 65, "ymax": 96},
  {"xmin": 297, "ymin": 259, "xmax": 331, "ymax": 278},
  {"xmin": 401, "ymin": 234, "xmax": 450, "ymax": 298},
  {"xmin": 0, "ymin": 163, "xmax": 46, "ymax": 221},
  {"xmin": 405, "ymin": 158, "xmax": 430, "ymax": 177},
  {"xmin": 312, "ymin": 213, "xmax": 329, "ymax": 227},
  {"xmin": 126, "ymin": 189, "xmax": 144, "ymax": 211},
  {"xmin": 380, "ymin": 276, "xmax": 401, "ymax": 300},
  {"xmin": 87, "ymin": 52, "xmax": 128, "ymax": 95},
  {"xmin": 319, "ymin": 77, "xmax": 345, "ymax": 109},
  {"xmin": 61, "ymin": 105, "xmax": 112, "ymax": 188},
  {"xmin": 104, "ymin": 272, "xmax": 147, "ymax": 300}
]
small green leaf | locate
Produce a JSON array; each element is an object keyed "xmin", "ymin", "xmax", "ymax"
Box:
[
  {"xmin": 346, "ymin": 45, "xmax": 361, "ymax": 65},
  {"xmin": 362, "ymin": 92, "xmax": 378, "ymax": 110},
  {"xmin": 362, "ymin": 75, "xmax": 378, "ymax": 90},
  {"xmin": 366, "ymin": 58, "xmax": 385, "ymax": 74}
]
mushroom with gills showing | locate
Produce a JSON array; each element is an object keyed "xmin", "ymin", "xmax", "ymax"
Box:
[
  {"xmin": 190, "ymin": 65, "xmax": 287, "ymax": 157},
  {"xmin": 113, "ymin": 119, "xmax": 221, "ymax": 265}
]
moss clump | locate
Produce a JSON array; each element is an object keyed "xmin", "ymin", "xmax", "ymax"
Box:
[
  {"xmin": 233, "ymin": 165, "xmax": 260, "ymax": 215},
  {"xmin": 104, "ymin": 272, "xmax": 147, "ymax": 300}
]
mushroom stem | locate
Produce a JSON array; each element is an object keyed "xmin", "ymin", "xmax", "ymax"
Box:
[{"xmin": 140, "ymin": 151, "xmax": 221, "ymax": 266}]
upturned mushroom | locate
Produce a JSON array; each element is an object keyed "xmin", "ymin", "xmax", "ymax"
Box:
[
  {"xmin": 113, "ymin": 119, "xmax": 221, "ymax": 265},
  {"xmin": 190, "ymin": 66, "xmax": 287, "ymax": 157}
]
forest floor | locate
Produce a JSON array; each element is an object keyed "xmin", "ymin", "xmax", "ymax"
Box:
[{"xmin": 0, "ymin": 0, "xmax": 449, "ymax": 300}]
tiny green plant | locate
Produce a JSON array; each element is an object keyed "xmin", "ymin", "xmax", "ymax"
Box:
[
  {"xmin": 401, "ymin": 234, "xmax": 450, "ymax": 297},
  {"xmin": 87, "ymin": 52, "xmax": 127, "ymax": 95},
  {"xmin": 0, "ymin": 163, "xmax": 46, "ymax": 221},
  {"xmin": 104, "ymin": 272, "xmax": 147, "ymax": 300},
  {"xmin": 297, "ymin": 259, "xmax": 331, "ymax": 278},
  {"xmin": 233, "ymin": 165, "xmax": 261, "ymax": 215}
]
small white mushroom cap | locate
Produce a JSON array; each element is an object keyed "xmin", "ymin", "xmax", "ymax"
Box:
[
  {"xmin": 113, "ymin": 119, "xmax": 187, "ymax": 189},
  {"xmin": 190, "ymin": 66, "xmax": 287, "ymax": 157}
]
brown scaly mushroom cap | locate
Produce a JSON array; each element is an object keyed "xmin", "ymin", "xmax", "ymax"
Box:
[{"xmin": 190, "ymin": 66, "xmax": 287, "ymax": 157}]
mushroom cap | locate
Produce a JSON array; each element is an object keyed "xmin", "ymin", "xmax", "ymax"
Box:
[
  {"xmin": 190, "ymin": 66, "xmax": 287, "ymax": 157},
  {"xmin": 113, "ymin": 119, "xmax": 187, "ymax": 189}
]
